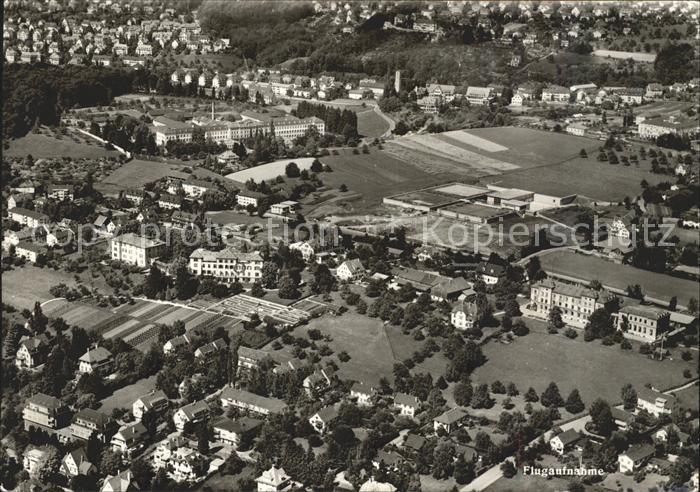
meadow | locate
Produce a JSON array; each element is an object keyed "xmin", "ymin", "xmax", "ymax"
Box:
[
  {"xmin": 472, "ymin": 318, "xmax": 697, "ymax": 406},
  {"xmin": 4, "ymin": 130, "xmax": 121, "ymax": 159}
]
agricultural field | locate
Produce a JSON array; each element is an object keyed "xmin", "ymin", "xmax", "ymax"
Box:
[
  {"xmin": 538, "ymin": 250, "xmax": 699, "ymax": 307},
  {"xmin": 472, "ymin": 318, "xmax": 697, "ymax": 406},
  {"xmin": 4, "ymin": 129, "xmax": 121, "ymax": 159},
  {"xmin": 314, "ymin": 150, "xmax": 458, "ymax": 213}
]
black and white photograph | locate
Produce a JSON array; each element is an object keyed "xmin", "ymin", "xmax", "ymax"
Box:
[{"xmin": 1, "ymin": 1, "xmax": 699, "ymax": 491}]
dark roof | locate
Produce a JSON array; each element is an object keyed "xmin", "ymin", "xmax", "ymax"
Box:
[
  {"xmin": 26, "ymin": 393, "xmax": 65, "ymax": 410},
  {"xmin": 403, "ymin": 433, "xmax": 427, "ymax": 451},
  {"xmin": 553, "ymin": 429, "xmax": 581, "ymax": 446},
  {"xmin": 623, "ymin": 444, "xmax": 655, "ymax": 462}
]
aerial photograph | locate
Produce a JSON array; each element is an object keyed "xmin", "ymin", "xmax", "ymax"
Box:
[{"xmin": 1, "ymin": 0, "xmax": 699, "ymax": 490}]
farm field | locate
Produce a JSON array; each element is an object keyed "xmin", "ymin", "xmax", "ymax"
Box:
[
  {"xmin": 481, "ymin": 154, "xmax": 669, "ymax": 201},
  {"xmin": 4, "ymin": 131, "xmax": 121, "ymax": 159},
  {"xmin": 274, "ymin": 311, "xmax": 448, "ymax": 385},
  {"xmin": 225, "ymin": 157, "xmax": 316, "ymax": 183},
  {"xmin": 317, "ymin": 150, "xmax": 458, "ymax": 212},
  {"xmin": 472, "ymin": 318, "xmax": 697, "ymax": 406},
  {"xmin": 538, "ymin": 250, "xmax": 699, "ymax": 307}
]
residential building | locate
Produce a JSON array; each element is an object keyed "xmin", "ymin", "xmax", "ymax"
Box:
[
  {"xmin": 256, "ymin": 466, "xmax": 293, "ymax": 492},
  {"xmin": 110, "ymin": 233, "xmax": 166, "ymax": 267},
  {"xmin": 101, "ymin": 470, "xmax": 140, "ymax": 492},
  {"xmin": 168, "ymin": 446, "xmax": 208, "ymax": 483},
  {"xmin": 236, "ymin": 190, "xmax": 265, "ymax": 208},
  {"xmin": 655, "ymin": 423, "xmax": 691, "ymax": 447},
  {"xmin": 220, "ymin": 387, "xmax": 288, "ymax": 416},
  {"xmin": 618, "ymin": 445, "xmax": 655, "ymax": 473},
  {"xmin": 637, "ymin": 387, "xmax": 675, "ymax": 417},
  {"xmin": 23, "ymin": 393, "xmax": 71, "ymax": 431},
  {"xmin": 529, "ymin": 279, "xmax": 613, "ymax": 328},
  {"xmin": 132, "ymin": 390, "xmax": 169, "ymax": 420},
  {"xmin": 289, "ymin": 241, "xmax": 317, "ymax": 262},
  {"xmin": 550, "ymin": 429, "xmax": 581, "ymax": 454},
  {"xmin": 617, "ymin": 87, "xmax": 645, "ymax": 105},
  {"xmin": 615, "ymin": 304, "xmax": 670, "ymax": 343},
  {"xmin": 478, "ymin": 261, "xmax": 505, "ymax": 284},
  {"xmin": 60, "ymin": 448, "xmax": 95, "ymax": 478},
  {"xmin": 15, "ymin": 241, "xmax": 45, "ymax": 263},
  {"xmin": 212, "ymin": 416, "xmax": 262, "ymax": 448},
  {"xmin": 71, "ymin": 409, "xmax": 116, "ymax": 442},
  {"xmin": 303, "ymin": 368, "xmax": 332, "ymax": 397},
  {"xmin": 269, "ymin": 200, "xmax": 298, "ymax": 216},
  {"xmin": 433, "ymin": 407, "xmax": 468, "ymax": 433},
  {"xmin": 465, "ymin": 86, "xmax": 494, "ymax": 105},
  {"xmin": 336, "ymin": 259, "xmax": 366, "ymax": 282},
  {"xmin": 173, "ymin": 400, "xmax": 210, "ymax": 432},
  {"xmin": 78, "ymin": 346, "xmax": 113, "ymax": 375},
  {"xmin": 157, "ymin": 193, "xmax": 182, "ymax": 210},
  {"xmin": 541, "ymin": 85, "xmax": 571, "ymax": 103},
  {"xmin": 393, "ymin": 393, "xmax": 420, "ymax": 418},
  {"xmin": 111, "ymin": 422, "xmax": 148, "ymax": 457},
  {"xmin": 431, "ymin": 276, "xmax": 472, "ymax": 302},
  {"xmin": 23, "ymin": 447, "xmax": 50, "ymax": 477},
  {"xmin": 645, "ymin": 83, "xmax": 665, "ymax": 98},
  {"xmin": 309, "ymin": 405, "xmax": 339, "ymax": 434},
  {"xmin": 8, "ymin": 207, "xmax": 49, "ymax": 228},
  {"xmin": 47, "ymin": 184, "xmax": 74, "ymax": 201},
  {"xmin": 194, "ymin": 338, "xmax": 227, "ymax": 359},
  {"xmin": 451, "ymin": 300, "xmax": 478, "ymax": 330},
  {"xmin": 163, "ymin": 334, "xmax": 193, "ymax": 355},
  {"xmin": 189, "ymin": 248, "xmax": 263, "ymax": 283},
  {"xmin": 15, "ymin": 335, "xmax": 49, "ymax": 370},
  {"xmin": 237, "ymin": 346, "xmax": 276, "ymax": 376},
  {"xmin": 350, "ymin": 382, "xmax": 376, "ymax": 406}
]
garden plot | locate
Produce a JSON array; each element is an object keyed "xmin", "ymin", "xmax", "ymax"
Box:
[{"xmin": 103, "ymin": 319, "xmax": 141, "ymax": 339}]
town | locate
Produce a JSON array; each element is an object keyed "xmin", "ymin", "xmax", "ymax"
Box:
[{"xmin": 1, "ymin": 1, "xmax": 699, "ymax": 491}]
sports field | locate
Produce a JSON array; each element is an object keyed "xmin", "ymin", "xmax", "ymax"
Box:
[
  {"xmin": 538, "ymin": 250, "xmax": 698, "ymax": 307},
  {"xmin": 472, "ymin": 318, "xmax": 697, "ymax": 406}
]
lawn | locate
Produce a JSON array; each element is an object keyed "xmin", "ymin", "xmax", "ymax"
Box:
[
  {"xmin": 99, "ymin": 375, "xmax": 158, "ymax": 414},
  {"xmin": 472, "ymin": 318, "xmax": 696, "ymax": 407},
  {"xmin": 356, "ymin": 109, "xmax": 390, "ymax": 138},
  {"xmin": 225, "ymin": 157, "xmax": 317, "ymax": 183},
  {"xmin": 538, "ymin": 250, "xmax": 699, "ymax": 307},
  {"xmin": 4, "ymin": 131, "xmax": 121, "ymax": 159},
  {"xmin": 2, "ymin": 265, "xmax": 82, "ymax": 310}
]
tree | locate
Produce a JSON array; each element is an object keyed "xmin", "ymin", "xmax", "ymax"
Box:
[
  {"xmin": 250, "ymin": 281, "xmax": 265, "ymax": 298},
  {"xmin": 454, "ymin": 382, "xmax": 473, "ymax": 406},
  {"xmin": 548, "ymin": 306, "xmax": 565, "ymax": 332},
  {"xmin": 454, "ymin": 454, "xmax": 475, "ymax": 484},
  {"xmin": 621, "ymin": 384, "xmax": 637, "ymax": 410},
  {"xmin": 589, "ymin": 399, "xmax": 615, "ymax": 436},
  {"xmin": 524, "ymin": 387, "xmax": 539, "ymax": 402},
  {"xmin": 285, "ymin": 162, "xmax": 300, "ymax": 178},
  {"xmin": 565, "ymin": 389, "xmax": 585, "ymax": 414},
  {"xmin": 500, "ymin": 460, "xmax": 517, "ymax": 478},
  {"xmin": 579, "ymin": 148, "xmax": 587, "ymax": 158},
  {"xmin": 470, "ymin": 384, "xmax": 493, "ymax": 409},
  {"xmin": 584, "ymin": 308, "xmax": 614, "ymax": 341},
  {"xmin": 197, "ymin": 423, "xmax": 211, "ymax": 454},
  {"xmin": 654, "ymin": 43, "xmax": 696, "ymax": 84},
  {"xmin": 278, "ymin": 274, "xmax": 300, "ymax": 299},
  {"xmin": 689, "ymin": 298, "xmax": 699, "ymax": 316},
  {"xmin": 130, "ymin": 459, "xmax": 154, "ymax": 490},
  {"xmin": 540, "ymin": 382, "xmax": 564, "ymax": 408}
]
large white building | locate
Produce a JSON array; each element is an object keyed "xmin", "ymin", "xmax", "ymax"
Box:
[
  {"xmin": 188, "ymin": 248, "xmax": 263, "ymax": 283},
  {"xmin": 638, "ymin": 115, "xmax": 699, "ymax": 140},
  {"xmin": 110, "ymin": 233, "xmax": 166, "ymax": 267},
  {"xmin": 614, "ymin": 304, "xmax": 670, "ymax": 343},
  {"xmin": 529, "ymin": 279, "xmax": 613, "ymax": 328}
]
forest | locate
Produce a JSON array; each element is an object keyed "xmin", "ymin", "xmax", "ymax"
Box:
[{"xmin": 2, "ymin": 65, "xmax": 133, "ymax": 140}]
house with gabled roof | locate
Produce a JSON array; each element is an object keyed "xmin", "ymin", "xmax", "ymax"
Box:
[
  {"xmin": 303, "ymin": 368, "xmax": 333, "ymax": 397},
  {"xmin": 309, "ymin": 405, "xmax": 339, "ymax": 434},
  {"xmin": 173, "ymin": 400, "xmax": 210, "ymax": 432},
  {"xmin": 618, "ymin": 444, "xmax": 655, "ymax": 473},
  {"xmin": 212, "ymin": 416, "xmax": 262, "ymax": 448},
  {"xmin": 393, "ymin": 393, "xmax": 420, "ymax": 418},
  {"xmin": 550, "ymin": 429, "xmax": 582, "ymax": 454},
  {"xmin": 336, "ymin": 258, "xmax": 366, "ymax": 282},
  {"xmin": 78, "ymin": 346, "xmax": 113, "ymax": 375},
  {"xmin": 133, "ymin": 390, "xmax": 169, "ymax": 420},
  {"xmin": 60, "ymin": 447, "xmax": 95, "ymax": 478},
  {"xmin": 71, "ymin": 408, "xmax": 117, "ymax": 442},
  {"xmin": 110, "ymin": 422, "xmax": 148, "ymax": 457},
  {"xmin": 15, "ymin": 335, "xmax": 50, "ymax": 370},
  {"xmin": 194, "ymin": 338, "xmax": 227, "ymax": 359},
  {"xmin": 434, "ymin": 407, "xmax": 468, "ymax": 434},
  {"xmin": 350, "ymin": 382, "xmax": 376, "ymax": 406}
]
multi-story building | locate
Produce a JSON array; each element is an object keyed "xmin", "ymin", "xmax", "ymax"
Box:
[
  {"xmin": 465, "ymin": 86, "xmax": 494, "ymax": 105},
  {"xmin": 110, "ymin": 422, "xmax": 148, "ymax": 457},
  {"xmin": 393, "ymin": 393, "xmax": 420, "ymax": 418},
  {"xmin": 110, "ymin": 233, "xmax": 166, "ymax": 267},
  {"xmin": 541, "ymin": 85, "xmax": 571, "ymax": 103},
  {"xmin": 188, "ymin": 248, "xmax": 263, "ymax": 283},
  {"xmin": 212, "ymin": 416, "xmax": 262, "ymax": 447},
  {"xmin": 615, "ymin": 304, "xmax": 670, "ymax": 343},
  {"xmin": 47, "ymin": 184, "xmax": 74, "ymax": 201},
  {"xmin": 638, "ymin": 115, "xmax": 699, "ymax": 140},
  {"xmin": 220, "ymin": 387, "xmax": 288, "ymax": 416},
  {"xmin": 23, "ymin": 393, "xmax": 71, "ymax": 431},
  {"xmin": 78, "ymin": 347, "xmax": 113, "ymax": 375},
  {"xmin": 71, "ymin": 408, "xmax": 116, "ymax": 442},
  {"xmin": 157, "ymin": 193, "xmax": 183, "ymax": 210},
  {"xmin": 132, "ymin": 390, "xmax": 169, "ymax": 420},
  {"xmin": 350, "ymin": 382, "xmax": 376, "ymax": 406},
  {"xmin": 15, "ymin": 335, "xmax": 49, "ymax": 370},
  {"xmin": 450, "ymin": 300, "xmax": 478, "ymax": 330},
  {"xmin": 170, "ymin": 447, "xmax": 208, "ymax": 483},
  {"xmin": 8, "ymin": 207, "xmax": 49, "ymax": 228},
  {"xmin": 529, "ymin": 279, "xmax": 613, "ymax": 328},
  {"xmin": 173, "ymin": 400, "xmax": 210, "ymax": 432}
]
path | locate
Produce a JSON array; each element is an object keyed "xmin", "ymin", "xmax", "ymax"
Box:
[{"xmin": 40, "ymin": 297, "xmax": 66, "ymax": 307}]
